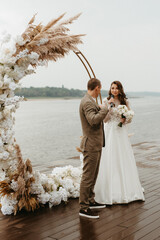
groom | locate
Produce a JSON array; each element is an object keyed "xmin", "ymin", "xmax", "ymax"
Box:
[{"xmin": 79, "ymin": 78, "xmax": 109, "ymax": 219}]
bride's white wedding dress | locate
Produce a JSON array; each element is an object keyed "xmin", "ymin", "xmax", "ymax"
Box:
[{"xmin": 94, "ymin": 98, "xmax": 145, "ymax": 204}]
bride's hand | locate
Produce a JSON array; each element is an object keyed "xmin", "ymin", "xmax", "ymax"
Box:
[
  {"xmin": 121, "ymin": 118, "xmax": 126, "ymax": 124},
  {"xmin": 108, "ymin": 99, "xmax": 115, "ymax": 105}
]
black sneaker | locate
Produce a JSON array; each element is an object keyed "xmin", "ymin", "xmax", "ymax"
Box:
[
  {"xmin": 79, "ymin": 208, "xmax": 99, "ymax": 219},
  {"xmin": 89, "ymin": 201, "xmax": 106, "ymax": 209}
]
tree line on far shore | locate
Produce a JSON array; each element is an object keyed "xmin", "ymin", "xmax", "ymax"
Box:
[
  {"xmin": 15, "ymin": 87, "xmax": 160, "ymax": 98},
  {"xmin": 15, "ymin": 87, "xmax": 108, "ymax": 98}
]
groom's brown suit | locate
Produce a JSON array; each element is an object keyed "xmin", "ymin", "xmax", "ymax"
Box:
[{"xmin": 79, "ymin": 93, "xmax": 108, "ymax": 210}]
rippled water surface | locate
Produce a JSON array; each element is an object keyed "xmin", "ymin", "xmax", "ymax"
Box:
[{"xmin": 15, "ymin": 97, "xmax": 160, "ymax": 169}]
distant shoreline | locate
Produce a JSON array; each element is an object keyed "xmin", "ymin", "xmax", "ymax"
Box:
[
  {"xmin": 26, "ymin": 97, "xmax": 82, "ymax": 101},
  {"xmin": 16, "ymin": 87, "xmax": 160, "ymax": 99},
  {"xmin": 24, "ymin": 96, "xmax": 154, "ymax": 101}
]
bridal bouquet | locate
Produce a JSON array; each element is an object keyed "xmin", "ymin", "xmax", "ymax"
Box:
[{"xmin": 117, "ymin": 105, "xmax": 134, "ymax": 127}]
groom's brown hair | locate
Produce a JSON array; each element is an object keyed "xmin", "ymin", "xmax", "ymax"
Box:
[{"xmin": 87, "ymin": 78, "xmax": 101, "ymax": 90}]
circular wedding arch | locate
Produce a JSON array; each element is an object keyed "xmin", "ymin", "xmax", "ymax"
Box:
[
  {"xmin": 0, "ymin": 14, "xmax": 102, "ymax": 215},
  {"xmin": 74, "ymin": 50, "xmax": 102, "ymax": 103}
]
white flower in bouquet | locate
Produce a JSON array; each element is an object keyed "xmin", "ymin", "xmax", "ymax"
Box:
[
  {"xmin": 52, "ymin": 166, "xmax": 67, "ymax": 177},
  {"xmin": 14, "ymin": 35, "xmax": 26, "ymax": 46},
  {"xmin": 0, "ymin": 171, "xmax": 5, "ymax": 181},
  {"xmin": 10, "ymin": 180, "xmax": 19, "ymax": 192},
  {"xmin": 28, "ymin": 52, "xmax": 39, "ymax": 64},
  {"xmin": 0, "ymin": 93, "xmax": 7, "ymax": 103},
  {"xmin": 6, "ymin": 145, "xmax": 14, "ymax": 153},
  {"xmin": 38, "ymin": 192, "xmax": 50, "ymax": 205},
  {"xmin": 24, "ymin": 69, "xmax": 35, "ymax": 75},
  {"xmin": 31, "ymin": 182, "xmax": 44, "ymax": 195},
  {"xmin": 117, "ymin": 105, "xmax": 134, "ymax": 127},
  {"xmin": 1, "ymin": 118, "xmax": 12, "ymax": 129},
  {"xmin": 0, "ymin": 33, "xmax": 11, "ymax": 45},
  {"xmin": 8, "ymin": 159, "xmax": 18, "ymax": 172},
  {"xmin": 9, "ymin": 82, "xmax": 18, "ymax": 91},
  {"xmin": 3, "ymin": 74, "xmax": 12, "ymax": 85},
  {"xmin": 5, "ymin": 96, "xmax": 23, "ymax": 106},
  {"xmin": 16, "ymin": 49, "xmax": 29, "ymax": 60},
  {"xmin": 0, "ymin": 48, "xmax": 16, "ymax": 65},
  {"xmin": 38, "ymin": 60, "xmax": 47, "ymax": 67},
  {"xmin": 117, "ymin": 105, "xmax": 128, "ymax": 114},
  {"xmin": 2, "ymin": 107, "xmax": 10, "ymax": 118},
  {"xmin": 62, "ymin": 178, "xmax": 75, "ymax": 195},
  {"xmin": 69, "ymin": 166, "xmax": 82, "ymax": 180},
  {"xmin": 37, "ymin": 38, "xmax": 49, "ymax": 46},
  {"xmin": 0, "ymin": 195, "xmax": 18, "ymax": 215},
  {"xmin": 13, "ymin": 65, "xmax": 26, "ymax": 80},
  {"xmin": 123, "ymin": 110, "xmax": 134, "ymax": 122},
  {"xmin": 49, "ymin": 189, "xmax": 64, "ymax": 207},
  {"xmin": 58, "ymin": 187, "xmax": 68, "ymax": 202},
  {"xmin": 49, "ymin": 187, "xmax": 68, "ymax": 208},
  {"xmin": 0, "ymin": 151, "xmax": 9, "ymax": 160},
  {"xmin": 1, "ymin": 129, "xmax": 13, "ymax": 143}
]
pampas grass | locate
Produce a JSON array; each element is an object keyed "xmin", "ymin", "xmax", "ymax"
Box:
[
  {"xmin": 0, "ymin": 144, "xmax": 39, "ymax": 215},
  {"xmin": 15, "ymin": 13, "xmax": 84, "ymax": 66}
]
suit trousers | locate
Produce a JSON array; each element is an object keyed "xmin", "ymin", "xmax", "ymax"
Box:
[{"xmin": 79, "ymin": 150, "xmax": 102, "ymax": 210}]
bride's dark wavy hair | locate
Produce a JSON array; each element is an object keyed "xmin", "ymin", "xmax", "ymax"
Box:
[{"xmin": 107, "ymin": 81, "xmax": 127, "ymax": 105}]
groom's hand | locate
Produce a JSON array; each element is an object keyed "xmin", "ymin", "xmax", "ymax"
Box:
[
  {"xmin": 99, "ymin": 104, "xmax": 108, "ymax": 110},
  {"xmin": 99, "ymin": 105, "xmax": 104, "ymax": 109}
]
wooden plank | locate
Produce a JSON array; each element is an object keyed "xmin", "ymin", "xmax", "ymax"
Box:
[
  {"xmin": 124, "ymin": 218, "xmax": 160, "ymax": 240},
  {"xmin": 140, "ymin": 226, "xmax": 160, "ymax": 240},
  {"xmin": 109, "ymin": 210, "xmax": 160, "ymax": 239},
  {"xmin": 120, "ymin": 204, "xmax": 160, "ymax": 228}
]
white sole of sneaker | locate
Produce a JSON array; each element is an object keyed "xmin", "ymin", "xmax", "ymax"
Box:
[
  {"xmin": 89, "ymin": 205, "xmax": 106, "ymax": 209},
  {"xmin": 79, "ymin": 213, "xmax": 99, "ymax": 219}
]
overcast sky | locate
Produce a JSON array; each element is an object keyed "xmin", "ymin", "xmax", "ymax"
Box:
[{"xmin": 0, "ymin": 0, "xmax": 160, "ymax": 92}]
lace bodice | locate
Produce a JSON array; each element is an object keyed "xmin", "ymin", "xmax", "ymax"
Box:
[{"xmin": 103, "ymin": 98, "xmax": 130, "ymax": 124}]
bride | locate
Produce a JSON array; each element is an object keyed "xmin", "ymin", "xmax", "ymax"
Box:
[{"xmin": 94, "ymin": 81, "xmax": 145, "ymax": 204}]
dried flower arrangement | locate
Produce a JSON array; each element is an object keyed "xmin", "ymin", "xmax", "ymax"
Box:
[{"xmin": 0, "ymin": 13, "xmax": 83, "ymax": 215}]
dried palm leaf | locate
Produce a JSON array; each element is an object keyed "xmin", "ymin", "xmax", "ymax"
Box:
[
  {"xmin": 25, "ymin": 159, "xmax": 33, "ymax": 173},
  {"xmin": 0, "ymin": 180, "xmax": 14, "ymax": 196},
  {"xmin": 59, "ymin": 13, "xmax": 82, "ymax": 26},
  {"xmin": 28, "ymin": 13, "xmax": 37, "ymax": 25},
  {"xmin": 15, "ymin": 13, "xmax": 84, "ymax": 66},
  {"xmin": 41, "ymin": 13, "xmax": 66, "ymax": 33}
]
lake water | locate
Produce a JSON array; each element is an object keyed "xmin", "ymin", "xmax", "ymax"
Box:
[{"xmin": 15, "ymin": 97, "xmax": 160, "ymax": 170}]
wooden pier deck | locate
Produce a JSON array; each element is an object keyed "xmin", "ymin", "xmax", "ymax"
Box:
[{"xmin": 0, "ymin": 141, "xmax": 160, "ymax": 240}]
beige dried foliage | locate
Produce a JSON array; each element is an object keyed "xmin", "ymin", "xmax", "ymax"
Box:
[
  {"xmin": 28, "ymin": 13, "xmax": 37, "ymax": 25},
  {"xmin": 17, "ymin": 176, "xmax": 26, "ymax": 195},
  {"xmin": 76, "ymin": 147, "xmax": 82, "ymax": 153},
  {"xmin": 15, "ymin": 144, "xmax": 25, "ymax": 177},
  {"xmin": 15, "ymin": 13, "xmax": 84, "ymax": 65},
  {"xmin": 59, "ymin": 13, "xmax": 82, "ymax": 26},
  {"xmin": 0, "ymin": 143, "xmax": 39, "ymax": 215},
  {"xmin": 41, "ymin": 13, "xmax": 66, "ymax": 33},
  {"xmin": 25, "ymin": 159, "xmax": 33, "ymax": 173},
  {"xmin": 0, "ymin": 180, "xmax": 14, "ymax": 196}
]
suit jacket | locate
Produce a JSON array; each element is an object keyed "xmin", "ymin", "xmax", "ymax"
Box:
[{"xmin": 79, "ymin": 93, "xmax": 108, "ymax": 152}]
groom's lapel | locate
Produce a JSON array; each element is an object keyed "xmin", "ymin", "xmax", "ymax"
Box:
[{"xmin": 86, "ymin": 93, "xmax": 100, "ymax": 111}]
